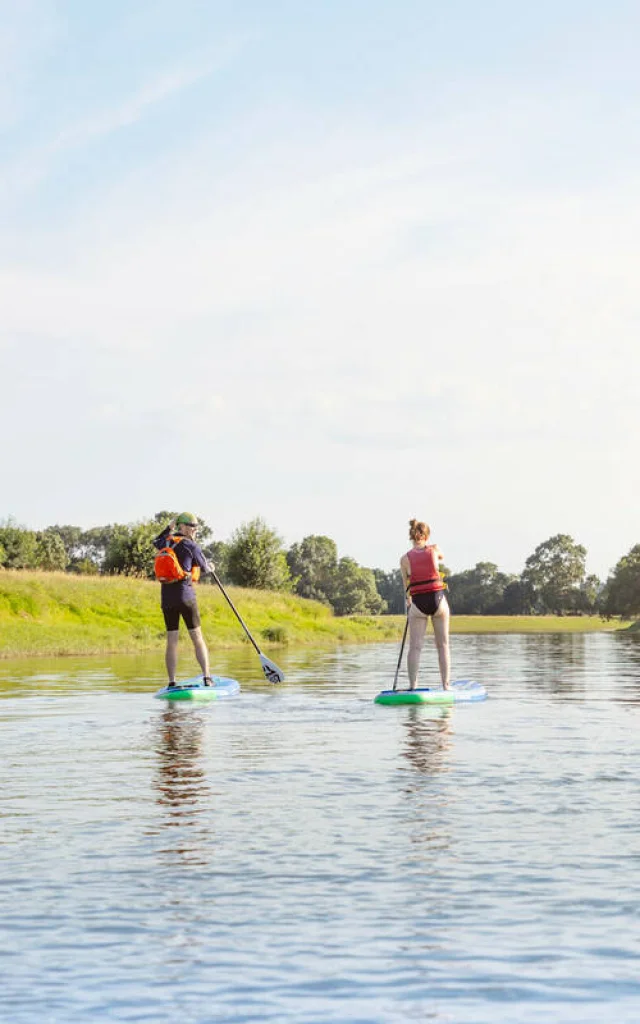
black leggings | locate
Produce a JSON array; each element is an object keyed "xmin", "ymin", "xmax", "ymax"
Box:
[{"xmin": 411, "ymin": 590, "xmax": 447, "ymax": 616}]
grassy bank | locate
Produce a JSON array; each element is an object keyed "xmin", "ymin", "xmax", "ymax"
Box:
[
  {"xmin": 0, "ymin": 571, "xmax": 402, "ymax": 657},
  {"xmin": 0, "ymin": 571, "xmax": 629, "ymax": 658}
]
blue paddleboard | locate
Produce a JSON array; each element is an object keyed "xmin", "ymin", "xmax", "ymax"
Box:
[
  {"xmin": 375, "ymin": 679, "xmax": 487, "ymax": 705},
  {"xmin": 154, "ymin": 675, "xmax": 241, "ymax": 701}
]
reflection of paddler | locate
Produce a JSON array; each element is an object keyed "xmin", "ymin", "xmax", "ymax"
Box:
[
  {"xmin": 154, "ymin": 705, "xmax": 208, "ymax": 821},
  {"xmin": 402, "ymin": 707, "xmax": 452, "ymax": 775},
  {"xmin": 400, "ymin": 518, "xmax": 451, "ymax": 690}
]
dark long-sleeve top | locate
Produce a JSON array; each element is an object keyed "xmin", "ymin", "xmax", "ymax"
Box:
[{"xmin": 153, "ymin": 526, "xmax": 209, "ymax": 608}]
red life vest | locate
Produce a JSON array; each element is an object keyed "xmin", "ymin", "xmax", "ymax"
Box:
[{"xmin": 407, "ymin": 546, "xmax": 445, "ymax": 595}]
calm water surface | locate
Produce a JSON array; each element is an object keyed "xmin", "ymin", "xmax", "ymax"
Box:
[{"xmin": 2, "ymin": 633, "xmax": 640, "ymax": 1023}]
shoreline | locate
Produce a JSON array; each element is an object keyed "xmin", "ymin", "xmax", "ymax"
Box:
[{"xmin": 0, "ymin": 571, "xmax": 631, "ymax": 659}]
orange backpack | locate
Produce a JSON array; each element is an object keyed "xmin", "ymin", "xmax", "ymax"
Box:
[{"xmin": 154, "ymin": 535, "xmax": 188, "ymax": 584}]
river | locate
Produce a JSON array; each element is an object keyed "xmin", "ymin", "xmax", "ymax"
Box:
[{"xmin": 2, "ymin": 632, "xmax": 640, "ymax": 1022}]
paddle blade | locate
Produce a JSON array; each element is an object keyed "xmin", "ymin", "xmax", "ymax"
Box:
[{"xmin": 260, "ymin": 655, "xmax": 285, "ymax": 684}]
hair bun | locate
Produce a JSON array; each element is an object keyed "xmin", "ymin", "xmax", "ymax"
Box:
[{"xmin": 408, "ymin": 518, "xmax": 430, "ymax": 541}]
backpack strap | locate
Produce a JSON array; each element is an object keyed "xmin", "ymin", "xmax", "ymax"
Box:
[{"xmin": 169, "ymin": 535, "xmax": 191, "ymax": 579}]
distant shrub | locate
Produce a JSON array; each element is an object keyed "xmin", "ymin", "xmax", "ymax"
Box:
[{"xmin": 262, "ymin": 626, "xmax": 289, "ymax": 644}]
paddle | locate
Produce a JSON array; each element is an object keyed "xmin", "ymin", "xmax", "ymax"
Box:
[
  {"xmin": 392, "ymin": 612, "xmax": 410, "ymax": 691},
  {"xmin": 211, "ymin": 572, "xmax": 285, "ymax": 683}
]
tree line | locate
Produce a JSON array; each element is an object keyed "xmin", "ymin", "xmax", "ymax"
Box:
[{"xmin": 0, "ymin": 517, "xmax": 639, "ymax": 619}]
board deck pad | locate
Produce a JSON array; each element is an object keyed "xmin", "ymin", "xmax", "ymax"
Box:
[
  {"xmin": 374, "ymin": 679, "xmax": 486, "ymax": 705},
  {"xmin": 154, "ymin": 675, "xmax": 241, "ymax": 701}
]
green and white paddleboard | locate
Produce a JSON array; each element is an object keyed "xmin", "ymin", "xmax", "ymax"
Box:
[
  {"xmin": 154, "ymin": 675, "xmax": 241, "ymax": 701},
  {"xmin": 375, "ymin": 679, "xmax": 486, "ymax": 705}
]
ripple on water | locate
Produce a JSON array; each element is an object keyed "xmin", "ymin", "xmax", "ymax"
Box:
[{"xmin": 2, "ymin": 634, "xmax": 640, "ymax": 1022}]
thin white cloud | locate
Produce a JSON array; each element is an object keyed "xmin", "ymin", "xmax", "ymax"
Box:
[
  {"xmin": 52, "ymin": 42, "xmax": 246, "ymax": 149},
  {"xmin": 2, "ymin": 58, "xmax": 639, "ymax": 577},
  {"xmin": 0, "ymin": 34, "xmax": 249, "ymax": 199}
]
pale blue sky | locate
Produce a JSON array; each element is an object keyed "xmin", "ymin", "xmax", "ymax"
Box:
[{"xmin": 1, "ymin": 1, "xmax": 639, "ymax": 579}]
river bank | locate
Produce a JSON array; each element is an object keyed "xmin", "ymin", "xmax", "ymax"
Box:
[{"xmin": 0, "ymin": 571, "xmax": 628, "ymax": 658}]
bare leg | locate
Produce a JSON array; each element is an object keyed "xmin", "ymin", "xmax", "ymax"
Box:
[
  {"xmin": 188, "ymin": 626, "xmax": 210, "ymax": 679},
  {"xmin": 407, "ymin": 603, "xmax": 428, "ymax": 688},
  {"xmin": 165, "ymin": 630, "xmax": 179, "ymax": 683},
  {"xmin": 432, "ymin": 598, "xmax": 451, "ymax": 689}
]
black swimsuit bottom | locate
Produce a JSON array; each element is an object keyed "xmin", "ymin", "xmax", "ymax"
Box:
[
  {"xmin": 411, "ymin": 590, "xmax": 447, "ymax": 616},
  {"xmin": 162, "ymin": 600, "xmax": 201, "ymax": 632}
]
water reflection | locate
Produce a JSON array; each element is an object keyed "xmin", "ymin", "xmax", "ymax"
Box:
[
  {"xmin": 402, "ymin": 708, "xmax": 453, "ymax": 776},
  {"xmin": 399, "ymin": 708, "xmax": 453, "ymax": 858},
  {"xmin": 5, "ymin": 635, "xmax": 640, "ymax": 1022},
  {"xmin": 521, "ymin": 633, "xmax": 588, "ymax": 697},
  {"xmin": 151, "ymin": 706, "xmax": 212, "ymax": 867},
  {"xmin": 613, "ymin": 632, "xmax": 640, "ymax": 705}
]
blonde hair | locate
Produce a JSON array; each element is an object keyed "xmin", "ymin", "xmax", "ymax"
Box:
[{"xmin": 409, "ymin": 518, "xmax": 430, "ymax": 542}]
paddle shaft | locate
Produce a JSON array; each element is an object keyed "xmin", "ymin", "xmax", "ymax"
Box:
[
  {"xmin": 212, "ymin": 572, "xmax": 262, "ymax": 655},
  {"xmin": 392, "ymin": 613, "xmax": 410, "ymax": 690}
]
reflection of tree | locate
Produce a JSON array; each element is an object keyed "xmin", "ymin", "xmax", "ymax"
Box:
[
  {"xmin": 611, "ymin": 633, "xmax": 640, "ymax": 707},
  {"xmin": 151, "ymin": 706, "xmax": 211, "ymax": 866},
  {"xmin": 522, "ymin": 633, "xmax": 587, "ymax": 696},
  {"xmin": 402, "ymin": 708, "xmax": 453, "ymax": 776}
]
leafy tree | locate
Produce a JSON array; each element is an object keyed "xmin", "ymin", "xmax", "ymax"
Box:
[
  {"xmin": 48, "ymin": 524, "xmax": 116, "ymax": 571},
  {"xmin": 328, "ymin": 557, "xmax": 386, "ymax": 616},
  {"xmin": 521, "ymin": 534, "xmax": 588, "ymax": 614},
  {"xmin": 48, "ymin": 525, "xmax": 83, "ymax": 562},
  {"xmin": 287, "ymin": 535, "xmax": 338, "ymax": 604},
  {"xmin": 76, "ymin": 526, "xmax": 115, "ymax": 569},
  {"xmin": 35, "ymin": 529, "xmax": 69, "ymax": 571},
  {"xmin": 576, "ymin": 574, "xmax": 602, "ymax": 614},
  {"xmin": 0, "ymin": 522, "xmax": 39, "ymax": 569},
  {"xmin": 372, "ymin": 568, "xmax": 405, "ymax": 614},
  {"xmin": 501, "ymin": 578, "xmax": 536, "ymax": 615},
  {"xmin": 227, "ymin": 518, "xmax": 292, "ymax": 590},
  {"xmin": 200, "ymin": 540, "xmax": 230, "ymax": 584},
  {"xmin": 603, "ymin": 544, "xmax": 640, "ymax": 618},
  {"xmin": 103, "ymin": 521, "xmax": 160, "ymax": 578},
  {"xmin": 447, "ymin": 562, "xmax": 516, "ymax": 614}
]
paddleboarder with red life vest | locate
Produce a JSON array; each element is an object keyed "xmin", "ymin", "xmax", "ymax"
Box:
[
  {"xmin": 400, "ymin": 519, "xmax": 450, "ymax": 691},
  {"xmin": 153, "ymin": 513, "xmax": 214, "ymax": 688}
]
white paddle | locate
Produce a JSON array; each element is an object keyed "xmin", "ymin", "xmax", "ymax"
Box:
[{"xmin": 211, "ymin": 571, "xmax": 285, "ymax": 683}]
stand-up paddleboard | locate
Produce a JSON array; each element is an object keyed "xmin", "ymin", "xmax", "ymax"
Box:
[
  {"xmin": 154, "ymin": 675, "xmax": 240, "ymax": 702},
  {"xmin": 375, "ymin": 679, "xmax": 486, "ymax": 705}
]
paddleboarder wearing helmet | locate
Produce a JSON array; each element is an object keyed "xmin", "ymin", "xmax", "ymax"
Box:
[{"xmin": 153, "ymin": 513, "xmax": 214, "ymax": 688}]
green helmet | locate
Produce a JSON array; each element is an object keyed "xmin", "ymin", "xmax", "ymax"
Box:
[{"xmin": 176, "ymin": 512, "xmax": 198, "ymax": 526}]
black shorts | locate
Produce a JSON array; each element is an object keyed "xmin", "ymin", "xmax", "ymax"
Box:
[
  {"xmin": 162, "ymin": 601, "xmax": 201, "ymax": 632},
  {"xmin": 412, "ymin": 590, "xmax": 447, "ymax": 616}
]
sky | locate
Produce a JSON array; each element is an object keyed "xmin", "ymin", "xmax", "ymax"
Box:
[{"xmin": 1, "ymin": 0, "xmax": 639, "ymax": 579}]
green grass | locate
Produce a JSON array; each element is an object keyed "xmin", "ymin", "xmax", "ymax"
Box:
[
  {"xmin": 0, "ymin": 571, "xmax": 403, "ymax": 657},
  {"xmin": 0, "ymin": 571, "xmax": 630, "ymax": 658}
]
